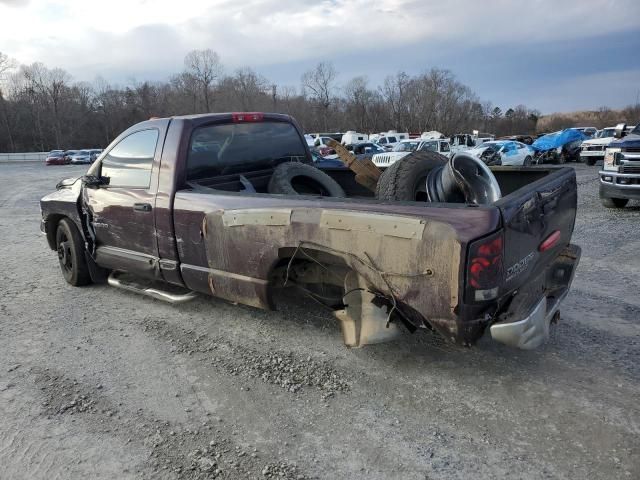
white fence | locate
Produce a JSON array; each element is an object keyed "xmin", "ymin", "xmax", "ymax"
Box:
[{"xmin": 0, "ymin": 152, "xmax": 49, "ymax": 163}]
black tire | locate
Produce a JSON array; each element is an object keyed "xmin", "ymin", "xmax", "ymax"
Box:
[
  {"xmin": 523, "ymin": 156, "xmax": 532, "ymax": 166},
  {"xmin": 585, "ymin": 157, "xmax": 596, "ymax": 166},
  {"xmin": 56, "ymin": 218, "xmax": 91, "ymax": 286},
  {"xmin": 555, "ymin": 154, "xmax": 566, "ymax": 164},
  {"xmin": 601, "ymin": 197, "xmax": 629, "ymax": 209},
  {"xmin": 268, "ymin": 162, "xmax": 346, "ymax": 197},
  {"xmin": 375, "ymin": 150, "xmax": 447, "ymax": 202}
]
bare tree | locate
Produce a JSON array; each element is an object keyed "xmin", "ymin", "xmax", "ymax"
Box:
[
  {"xmin": 301, "ymin": 62, "xmax": 337, "ymax": 131},
  {"xmin": 0, "ymin": 51, "xmax": 17, "ymax": 151},
  {"xmin": 183, "ymin": 49, "xmax": 223, "ymax": 112}
]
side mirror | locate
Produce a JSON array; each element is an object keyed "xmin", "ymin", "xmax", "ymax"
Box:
[
  {"xmin": 82, "ymin": 174, "xmax": 107, "ymax": 188},
  {"xmin": 614, "ymin": 123, "xmax": 627, "ymax": 139}
]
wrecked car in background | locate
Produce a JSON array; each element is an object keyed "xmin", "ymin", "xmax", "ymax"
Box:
[
  {"xmin": 531, "ymin": 129, "xmax": 587, "ymax": 164},
  {"xmin": 466, "ymin": 140, "xmax": 535, "ymax": 166},
  {"xmin": 41, "ymin": 112, "xmax": 580, "ymax": 351}
]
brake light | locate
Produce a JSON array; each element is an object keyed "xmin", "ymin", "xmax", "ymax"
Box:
[
  {"xmin": 231, "ymin": 112, "xmax": 264, "ymax": 122},
  {"xmin": 539, "ymin": 230, "xmax": 561, "ymax": 252},
  {"xmin": 467, "ymin": 232, "xmax": 503, "ymax": 302}
]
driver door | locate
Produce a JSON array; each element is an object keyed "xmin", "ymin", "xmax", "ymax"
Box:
[{"xmin": 84, "ymin": 127, "xmax": 164, "ymax": 279}]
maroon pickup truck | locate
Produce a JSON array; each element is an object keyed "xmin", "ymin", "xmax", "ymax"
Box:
[{"xmin": 41, "ymin": 112, "xmax": 580, "ymax": 350}]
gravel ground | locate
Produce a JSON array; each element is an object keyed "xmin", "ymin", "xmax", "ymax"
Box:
[{"xmin": 0, "ymin": 162, "xmax": 638, "ymax": 479}]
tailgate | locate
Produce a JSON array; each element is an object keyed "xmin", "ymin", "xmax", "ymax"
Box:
[{"xmin": 495, "ymin": 167, "xmax": 578, "ymax": 295}]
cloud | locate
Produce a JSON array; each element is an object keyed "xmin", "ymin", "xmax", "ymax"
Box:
[
  {"xmin": 1, "ymin": 0, "xmax": 639, "ymax": 111},
  {"xmin": 0, "ymin": 0, "xmax": 28, "ymax": 6}
]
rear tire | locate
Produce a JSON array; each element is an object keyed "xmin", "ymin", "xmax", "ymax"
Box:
[
  {"xmin": 523, "ymin": 156, "xmax": 532, "ymax": 166},
  {"xmin": 601, "ymin": 197, "xmax": 629, "ymax": 209},
  {"xmin": 585, "ymin": 157, "xmax": 596, "ymax": 166},
  {"xmin": 375, "ymin": 151, "xmax": 447, "ymax": 202},
  {"xmin": 56, "ymin": 218, "xmax": 91, "ymax": 286}
]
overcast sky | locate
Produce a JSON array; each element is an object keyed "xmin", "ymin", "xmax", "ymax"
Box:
[{"xmin": 1, "ymin": 0, "xmax": 639, "ymax": 113}]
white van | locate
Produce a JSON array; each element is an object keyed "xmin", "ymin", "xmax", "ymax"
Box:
[
  {"xmin": 341, "ymin": 131, "xmax": 369, "ymax": 145},
  {"xmin": 372, "ymin": 130, "xmax": 410, "ymax": 151}
]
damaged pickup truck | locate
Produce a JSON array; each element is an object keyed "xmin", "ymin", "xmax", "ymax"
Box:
[{"xmin": 41, "ymin": 112, "xmax": 581, "ymax": 350}]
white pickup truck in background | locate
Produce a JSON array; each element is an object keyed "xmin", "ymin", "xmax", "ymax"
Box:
[{"xmin": 580, "ymin": 125, "xmax": 635, "ymax": 166}]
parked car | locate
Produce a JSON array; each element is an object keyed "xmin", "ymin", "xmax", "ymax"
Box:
[
  {"xmin": 41, "ymin": 112, "xmax": 580, "ymax": 351},
  {"xmin": 467, "ymin": 140, "xmax": 535, "ymax": 166},
  {"xmin": 532, "ymin": 129, "xmax": 587, "ymax": 164},
  {"xmin": 372, "ymin": 138, "xmax": 450, "ymax": 167},
  {"xmin": 599, "ymin": 122, "xmax": 640, "ymax": 208},
  {"xmin": 45, "ymin": 151, "xmax": 68, "ymax": 166},
  {"xmin": 69, "ymin": 150, "xmax": 94, "ymax": 165},
  {"xmin": 449, "ymin": 133, "xmax": 494, "ymax": 155},
  {"xmin": 371, "ymin": 131, "xmax": 410, "ymax": 151},
  {"xmin": 316, "ymin": 142, "xmax": 386, "ymax": 163},
  {"xmin": 89, "ymin": 149, "xmax": 103, "ymax": 162},
  {"xmin": 63, "ymin": 150, "xmax": 80, "ymax": 163},
  {"xmin": 580, "ymin": 126, "xmax": 635, "ymax": 166}
]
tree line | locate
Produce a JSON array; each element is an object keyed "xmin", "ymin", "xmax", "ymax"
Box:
[{"xmin": 0, "ymin": 48, "xmax": 624, "ymax": 153}]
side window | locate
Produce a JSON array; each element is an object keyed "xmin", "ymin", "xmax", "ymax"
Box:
[
  {"xmin": 388, "ymin": 136, "xmax": 397, "ymax": 143},
  {"xmin": 101, "ymin": 129, "xmax": 158, "ymax": 188},
  {"xmin": 440, "ymin": 142, "xmax": 450, "ymax": 152},
  {"xmin": 379, "ymin": 138, "xmax": 387, "ymax": 145}
]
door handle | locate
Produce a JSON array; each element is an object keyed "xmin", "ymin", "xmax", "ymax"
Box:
[{"xmin": 133, "ymin": 203, "xmax": 152, "ymax": 212}]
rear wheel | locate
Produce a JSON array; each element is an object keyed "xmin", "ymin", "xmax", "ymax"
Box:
[
  {"xmin": 601, "ymin": 197, "xmax": 629, "ymax": 209},
  {"xmin": 523, "ymin": 156, "xmax": 532, "ymax": 166},
  {"xmin": 56, "ymin": 218, "xmax": 91, "ymax": 286},
  {"xmin": 585, "ymin": 157, "xmax": 596, "ymax": 166}
]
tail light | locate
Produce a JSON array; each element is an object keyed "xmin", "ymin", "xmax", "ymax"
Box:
[
  {"xmin": 232, "ymin": 112, "xmax": 264, "ymax": 122},
  {"xmin": 467, "ymin": 231, "xmax": 503, "ymax": 302},
  {"xmin": 539, "ymin": 230, "xmax": 561, "ymax": 252}
]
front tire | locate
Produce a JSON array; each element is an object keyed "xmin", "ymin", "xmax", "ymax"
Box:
[
  {"xmin": 56, "ymin": 218, "xmax": 91, "ymax": 286},
  {"xmin": 601, "ymin": 197, "xmax": 629, "ymax": 209},
  {"xmin": 523, "ymin": 156, "xmax": 532, "ymax": 166},
  {"xmin": 585, "ymin": 157, "xmax": 596, "ymax": 166}
]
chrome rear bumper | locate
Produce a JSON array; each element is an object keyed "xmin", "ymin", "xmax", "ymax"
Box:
[{"xmin": 490, "ymin": 292, "xmax": 566, "ymax": 350}]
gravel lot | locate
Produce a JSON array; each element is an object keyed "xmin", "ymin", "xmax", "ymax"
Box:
[{"xmin": 0, "ymin": 162, "xmax": 638, "ymax": 479}]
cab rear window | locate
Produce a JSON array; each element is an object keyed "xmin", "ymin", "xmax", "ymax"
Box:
[{"xmin": 187, "ymin": 121, "xmax": 307, "ymax": 180}]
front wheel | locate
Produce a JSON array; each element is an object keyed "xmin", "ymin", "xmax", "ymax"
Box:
[
  {"xmin": 523, "ymin": 156, "xmax": 532, "ymax": 166},
  {"xmin": 601, "ymin": 197, "xmax": 629, "ymax": 209},
  {"xmin": 585, "ymin": 157, "xmax": 596, "ymax": 166},
  {"xmin": 56, "ymin": 218, "xmax": 92, "ymax": 286}
]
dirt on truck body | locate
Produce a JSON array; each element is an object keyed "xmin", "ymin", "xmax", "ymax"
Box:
[{"xmin": 40, "ymin": 112, "xmax": 580, "ymax": 350}]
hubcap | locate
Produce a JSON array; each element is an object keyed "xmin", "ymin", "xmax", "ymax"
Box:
[{"xmin": 58, "ymin": 239, "xmax": 71, "ymax": 271}]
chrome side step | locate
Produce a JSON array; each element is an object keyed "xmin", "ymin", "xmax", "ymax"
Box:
[{"xmin": 108, "ymin": 271, "xmax": 198, "ymax": 304}]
